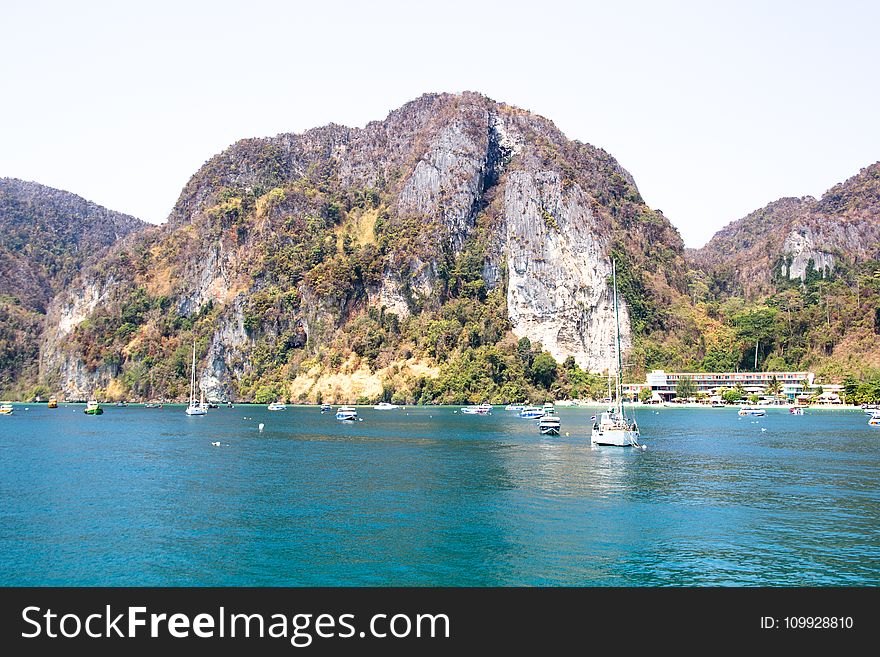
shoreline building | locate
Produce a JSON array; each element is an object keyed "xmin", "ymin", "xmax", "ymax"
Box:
[{"xmin": 623, "ymin": 370, "xmax": 816, "ymax": 401}]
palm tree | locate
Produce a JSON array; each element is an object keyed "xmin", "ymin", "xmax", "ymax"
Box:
[
  {"xmin": 800, "ymin": 378, "xmax": 811, "ymax": 401},
  {"xmin": 766, "ymin": 375, "xmax": 782, "ymax": 400}
]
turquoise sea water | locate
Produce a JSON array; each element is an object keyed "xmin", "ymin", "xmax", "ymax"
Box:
[{"xmin": 0, "ymin": 404, "xmax": 878, "ymax": 586}]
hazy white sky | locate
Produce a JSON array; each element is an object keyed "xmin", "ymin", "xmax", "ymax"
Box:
[{"xmin": 2, "ymin": 0, "xmax": 878, "ymax": 247}]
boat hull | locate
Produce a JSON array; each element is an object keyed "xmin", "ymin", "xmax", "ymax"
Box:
[
  {"xmin": 591, "ymin": 428, "xmax": 640, "ymax": 446},
  {"xmin": 185, "ymin": 407, "xmax": 207, "ymax": 416},
  {"xmin": 83, "ymin": 408, "xmax": 103, "ymax": 415}
]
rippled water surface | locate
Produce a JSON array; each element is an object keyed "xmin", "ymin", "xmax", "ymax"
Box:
[{"xmin": 1, "ymin": 404, "xmax": 878, "ymax": 585}]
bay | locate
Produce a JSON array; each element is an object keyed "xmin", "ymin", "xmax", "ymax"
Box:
[{"xmin": 1, "ymin": 404, "xmax": 878, "ymax": 586}]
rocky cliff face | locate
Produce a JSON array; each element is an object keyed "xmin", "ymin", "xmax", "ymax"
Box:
[
  {"xmin": 690, "ymin": 162, "xmax": 880, "ymax": 299},
  {"xmin": 500, "ymin": 170, "xmax": 627, "ymax": 369},
  {"xmin": 0, "ymin": 180, "xmax": 146, "ymax": 393},
  {"xmin": 35, "ymin": 92, "xmax": 688, "ymax": 402}
]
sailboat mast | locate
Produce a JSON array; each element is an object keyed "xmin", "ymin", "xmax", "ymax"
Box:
[
  {"xmin": 612, "ymin": 260, "xmax": 624, "ymax": 415},
  {"xmin": 189, "ymin": 341, "xmax": 196, "ymax": 406}
]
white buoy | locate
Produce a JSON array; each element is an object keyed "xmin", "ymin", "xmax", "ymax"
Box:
[{"xmin": 258, "ymin": 423, "xmax": 264, "ymax": 432}]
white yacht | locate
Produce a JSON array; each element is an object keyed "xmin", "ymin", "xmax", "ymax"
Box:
[
  {"xmin": 336, "ymin": 406, "xmax": 358, "ymax": 421},
  {"xmin": 184, "ymin": 342, "xmax": 208, "ymax": 416},
  {"xmin": 373, "ymin": 402, "xmax": 399, "ymax": 410},
  {"xmin": 591, "ymin": 260, "xmax": 643, "ymax": 448},
  {"xmin": 267, "ymin": 402, "xmax": 286, "ymax": 411},
  {"xmin": 538, "ymin": 415, "xmax": 561, "ymax": 435},
  {"xmin": 461, "ymin": 403, "xmax": 492, "ymax": 415}
]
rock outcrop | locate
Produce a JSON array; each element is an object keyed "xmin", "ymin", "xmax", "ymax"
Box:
[{"xmin": 690, "ymin": 162, "xmax": 880, "ymax": 299}]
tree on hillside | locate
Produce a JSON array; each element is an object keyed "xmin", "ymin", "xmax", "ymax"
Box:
[
  {"xmin": 530, "ymin": 352, "xmax": 558, "ymax": 388},
  {"xmin": 733, "ymin": 307, "xmax": 780, "ymax": 369}
]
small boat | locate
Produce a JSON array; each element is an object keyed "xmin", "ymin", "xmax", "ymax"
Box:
[
  {"xmin": 738, "ymin": 407, "xmax": 766, "ymax": 417},
  {"xmin": 207, "ymin": 402, "xmax": 219, "ymax": 409},
  {"xmin": 47, "ymin": 397, "xmax": 58, "ymax": 409},
  {"xmin": 320, "ymin": 404, "xmax": 332, "ymax": 413},
  {"xmin": 0, "ymin": 403, "xmax": 13, "ymax": 416},
  {"xmin": 461, "ymin": 403, "xmax": 492, "ymax": 415},
  {"xmin": 518, "ymin": 406, "xmax": 545, "ymax": 419},
  {"xmin": 710, "ymin": 401, "xmax": 725, "ymax": 408},
  {"xmin": 538, "ymin": 415, "xmax": 561, "ymax": 435},
  {"xmin": 591, "ymin": 260, "xmax": 642, "ymax": 448},
  {"xmin": 336, "ymin": 406, "xmax": 358, "ymax": 421},
  {"xmin": 267, "ymin": 402, "xmax": 286, "ymax": 411},
  {"xmin": 184, "ymin": 342, "xmax": 208, "ymax": 416},
  {"xmin": 869, "ymin": 416, "xmax": 880, "ymax": 427},
  {"xmin": 504, "ymin": 404, "xmax": 525, "ymax": 411},
  {"xmin": 83, "ymin": 400, "xmax": 103, "ymax": 415},
  {"xmin": 373, "ymin": 402, "xmax": 399, "ymax": 410},
  {"xmin": 789, "ymin": 407, "xmax": 804, "ymax": 415},
  {"xmin": 144, "ymin": 402, "xmax": 162, "ymax": 409}
]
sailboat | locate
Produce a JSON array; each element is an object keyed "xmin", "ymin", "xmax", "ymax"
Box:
[
  {"xmin": 185, "ymin": 341, "xmax": 208, "ymax": 416},
  {"xmin": 591, "ymin": 260, "xmax": 643, "ymax": 448}
]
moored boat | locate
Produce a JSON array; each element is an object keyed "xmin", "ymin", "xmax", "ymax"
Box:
[
  {"xmin": 538, "ymin": 415, "xmax": 561, "ymax": 435},
  {"xmin": 336, "ymin": 406, "xmax": 358, "ymax": 421},
  {"xmin": 789, "ymin": 407, "xmax": 804, "ymax": 415},
  {"xmin": 320, "ymin": 403, "xmax": 332, "ymax": 413},
  {"xmin": 373, "ymin": 402, "xmax": 399, "ymax": 410},
  {"xmin": 83, "ymin": 400, "xmax": 103, "ymax": 415},
  {"xmin": 267, "ymin": 402, "xmax": 286, "ymax": 411},
  {"xmin": 518, "ymin": 406, "xmax": 545, "ymax": 419},
  {"xmin": 461, "ymin": 403, "xmax": 492, "ymax": 415},
  {"xmin": 184, "ymin": 342, "xmax": 208, "ymax": 416},
  {"xmin": 47, "ymin": 396, "xmax": 58, "ymax": 409},
  {"xmin": 738, "ymin": 406, "xmax": 766, "ymax": 417},
  {"xmin": 0, "ymin": 403, "xmax": 13, "ymax": 416},
  {"xmin": 590, "ymin": 260, "xmax": 643, "ymax": 448}
]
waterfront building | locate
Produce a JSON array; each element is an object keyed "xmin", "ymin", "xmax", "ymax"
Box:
[{"xmin": 623, "ymin": 370, "xmax": 816, "ymax": 401}]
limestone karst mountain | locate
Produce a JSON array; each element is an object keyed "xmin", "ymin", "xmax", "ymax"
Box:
[
  {"xmin": 10, "ymin": 94, "xmax": 876, "ymax": 402},
  {"xmin": 33, "ymin": 92, "xmax": 689, "ymax": 402},
  {"xmin": 690, "ymin": 162, "xmax": 880, "ymax": 300}
]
